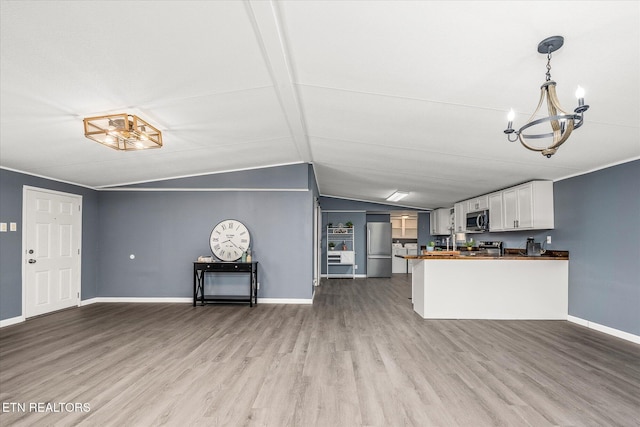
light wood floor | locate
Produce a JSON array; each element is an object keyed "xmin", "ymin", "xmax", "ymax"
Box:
[{"xmin": 1, "ymin": 275, "xmax": 639, "ymax": 426}]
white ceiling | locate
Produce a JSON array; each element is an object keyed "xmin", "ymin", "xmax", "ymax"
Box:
[{"xmin": 1, "ymin": 1, "xmax": 638, "ymax": 209}]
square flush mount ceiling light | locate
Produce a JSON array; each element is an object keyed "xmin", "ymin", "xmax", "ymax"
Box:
[
  {"xmin": 386, "ymin": 191, "xmax": 409, "ymax": 202},
  {"xmin": 83, "ymin": 113, "xmax": 162, "ymax": 151}
]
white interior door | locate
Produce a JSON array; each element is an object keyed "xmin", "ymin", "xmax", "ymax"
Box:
[{"xmin": 23, "ymin": 187, "xmax": 82, "ymax": 318}]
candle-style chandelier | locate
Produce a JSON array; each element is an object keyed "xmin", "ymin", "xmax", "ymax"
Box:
[{"xmin": 504, "ymin": 36, "xmax": 589, "ymax": 158}]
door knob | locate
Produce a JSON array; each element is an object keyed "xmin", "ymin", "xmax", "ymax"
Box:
[{"xmin": 28, "ymin": 259, "xmax": 36, "ymax": 264}]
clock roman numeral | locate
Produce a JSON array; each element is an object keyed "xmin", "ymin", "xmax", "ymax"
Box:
[
  {"xmin": 241, "ymin": 239, "xmax": 248, "ymax": 243},
  {"xmin": 228, "ymin": 222, "xmax": 233, "ymax": 229},
  {"xmin": 211, "ymin": 237, "xmax": 219, "ymax": 242},
  {"xmin": 214, "ymin": 244, "xmax": 220, "ymax": 251}
]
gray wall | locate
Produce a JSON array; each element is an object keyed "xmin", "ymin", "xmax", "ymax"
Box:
[
  {"xmin": 0, "ymin": 164, "xmax": 315, "ymax": 321},
  {"xmin": 0, "ymin": 169, "xmax": 99, "ymax": 321},
  {"xmin": 417, "ymin": 211, "xmax": 431, "ymax": 251},
  {"xmin": 97, "ymin": 190, "xmax": 313, "ymax": 299},
  {"xmin": 99, "ymin": 163, "xmax": 315, "ymax": 300},
  {"xmin": 553, "ymin": 160, "xmax": 639, "ymax": 335}
]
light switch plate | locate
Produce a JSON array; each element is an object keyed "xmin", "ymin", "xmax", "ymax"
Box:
[
  {"xmin": 10, "ymin": 222, "xmax": 17, "ymax": 232},
  {"xmin": 0, "ymin": 223, "xmax": 7, "ymax": 232}
]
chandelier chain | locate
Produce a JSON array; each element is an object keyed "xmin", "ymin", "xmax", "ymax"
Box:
[{"xmin": 545, "ymin": 50, "xmax": 552, "ymax": 82}]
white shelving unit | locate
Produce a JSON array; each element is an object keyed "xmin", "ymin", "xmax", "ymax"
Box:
[{"xmin": 326, "ymin": 227, "xmax": 355, "ymax": 279}]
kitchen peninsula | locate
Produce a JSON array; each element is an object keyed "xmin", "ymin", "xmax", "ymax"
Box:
[{"xmin": 405, "ymin": 251, "xmax": 569, "ymax": 320}]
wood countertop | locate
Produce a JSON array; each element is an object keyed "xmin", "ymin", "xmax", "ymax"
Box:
[{"xmin": 403, "ymin": 249, "xmax": 569, "ymax": 261}]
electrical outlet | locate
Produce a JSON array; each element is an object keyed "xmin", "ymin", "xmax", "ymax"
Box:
[
  {"xmin": 546, "ymin": 235, "xmax": 552, "ymax": 244},
  {"xmin": 355, "ymin": 265, "xmax": 358, "ymax": 270}
]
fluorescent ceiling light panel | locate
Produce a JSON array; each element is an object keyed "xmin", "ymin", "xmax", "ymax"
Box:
[{"xmin": 386, "ymin": 191, "xmax": 409, "ymax": 202}]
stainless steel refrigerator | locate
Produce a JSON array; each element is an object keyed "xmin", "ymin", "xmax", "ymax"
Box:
[{"xmin": 366, "ymin": 222, "xmax": 392, "ymax": 277}]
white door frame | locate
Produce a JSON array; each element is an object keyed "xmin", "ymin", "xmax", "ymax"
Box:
[
  {"xmin": 22, "ymin": 186, "xmax": 83, "ymax": 318},
  {"xmin": 313, "ymin": 198, "xmax": 321, "ymax": 287}
]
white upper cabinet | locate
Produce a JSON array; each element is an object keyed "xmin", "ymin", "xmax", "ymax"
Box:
[
  {"xmin": 488, "ymin": 192, "xmax": 504, "ymax": 231},
  {"xmin": 467, "ymin": 196, "xmax": 489, "ymax": 213},
  {"xmin": 454, "ymin": 202, "xmax": 467, "ymax": 232},
  {"xmin": 502, "ymin": 181, "xmax": 554, "ymax": 231},
  {"xmin": 460, "ymin": 180, "xmax": 554, "ymax": 233},
  {"xmin": 429, "ymin": 212, "xmax": 437, "ymax": 235},
  {"xmin": 430, "ymin": 207, "xmax": 453, "ymax": 235}
]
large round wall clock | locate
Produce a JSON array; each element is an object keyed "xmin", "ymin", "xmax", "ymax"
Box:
[{"xmin": 209, "ymin": 219, "xmax": 251, "ymax": 261}]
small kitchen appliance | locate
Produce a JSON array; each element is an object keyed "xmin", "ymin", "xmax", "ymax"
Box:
[
  {"xmin": 478, "ymin": 241, "xmax": 503, "ymax": 256},
  {"xmin": 526, "ymin": 237, "xmax": 545, "ymax": 256}
]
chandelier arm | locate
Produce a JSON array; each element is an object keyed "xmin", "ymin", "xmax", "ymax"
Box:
[
  {"xmin": 546, "ymin": 84, "xmax": 571, "ymax": 116},
  {"xmin": 518, "ymin": 114, "xmax": 580, "ymax": 139},
  {"xmin": 507, "ymin": 133, "xmax": 520, "ymax": 143},
  {"xmin": 548, "ymin": 119, "xmax": 574, "ymax": 150},
  {"xmin": 546, "ymin": 84, "xmax": 575, "ymax": 149},
  {"xmin": 546, "ymin": 92, "xmax": 561, "ymax": 140},
  {"xmin": 523, "ymin": 87, "xmax": 548, "ymax": 126},
  {"xmin": 517, "ymin": 133, "xmax": 547, "ymax": 153}
]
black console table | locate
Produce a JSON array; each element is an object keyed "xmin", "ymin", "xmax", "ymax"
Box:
[{"xmin": 193, "ymin": 261, "xmax": 258, "ymax": 307}]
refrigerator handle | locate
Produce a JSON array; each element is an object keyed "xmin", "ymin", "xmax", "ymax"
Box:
[{"xmin": 367, "ymin": 228, "xmax": 371, "ymax": 254}]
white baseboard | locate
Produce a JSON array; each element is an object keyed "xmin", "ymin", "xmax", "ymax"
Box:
[
  {"xmin": 321, "ymin": 274, "xmax": 367, "ymax": 279},
  {"xmin": 80, "ymin": 298, "xmax": 98, "ymax": 306},
  {"xmin": 90, "ymin": 297, "xmax": 192, "ymax": 304},
  {"xmin": 258, "ymin": 298, "xmax": 313, "ymax": 304},
  {"xmin": 87, "ymin": 297, "xmax": 314, "ymax": 305},
  {"xmin": 0, "ymin": 315, "xmax": 25, "ymax": 328},
  {"xmin": 567, "ymin": 315, "xmax": 640, "ymax": 344}
]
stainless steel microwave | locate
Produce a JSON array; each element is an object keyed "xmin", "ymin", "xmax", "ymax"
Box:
[{"xmin": 466, "ymin": 210, "xmax": 489, "ymax": 232}]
